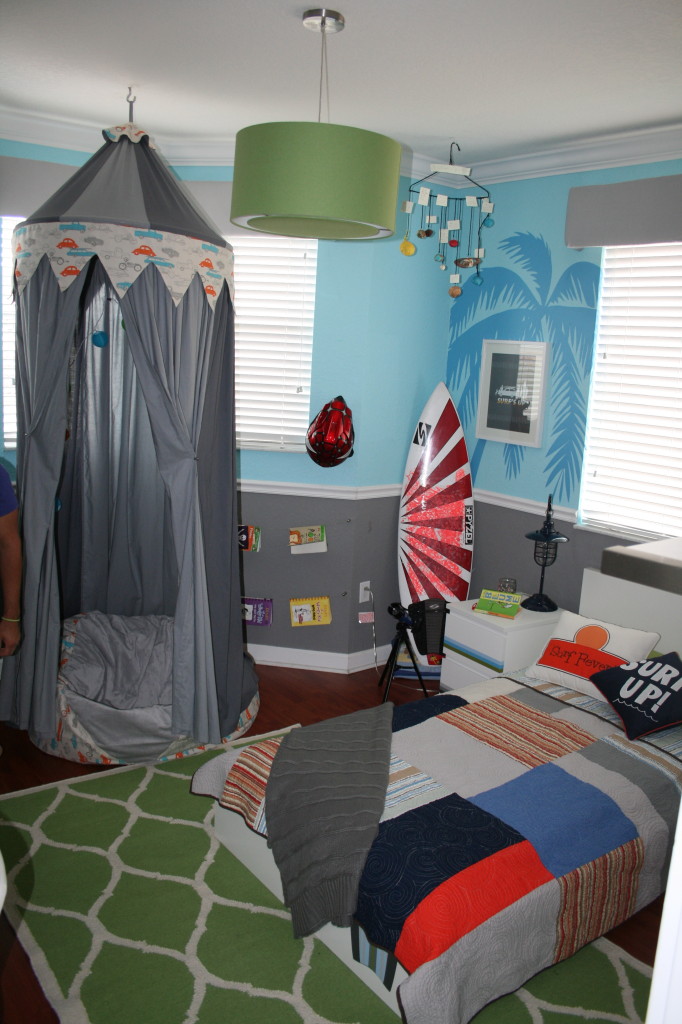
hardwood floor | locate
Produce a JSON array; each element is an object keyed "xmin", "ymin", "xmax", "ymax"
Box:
[{"xmin": 0, "ymin": 664, "xmax": 663, "ymax": 1023}]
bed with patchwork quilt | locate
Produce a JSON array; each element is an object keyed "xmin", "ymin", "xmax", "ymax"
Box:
[{"xmin": 192, "ymin": 663, "xmax": 682, "ymax": 1024}]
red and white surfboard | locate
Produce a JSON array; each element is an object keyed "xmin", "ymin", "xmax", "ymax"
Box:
[{"xmin": 398, "ymin": 382, "xmax": 474, "ymax": 610}]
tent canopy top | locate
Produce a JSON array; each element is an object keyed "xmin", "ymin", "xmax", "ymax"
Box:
[
  {"xmin": 14, "ymin": 125, "xmax": 233, "ymax": 309},
  {"xmin": 22, "ymin": 123, "xmax": 227, "ymax": 250}
]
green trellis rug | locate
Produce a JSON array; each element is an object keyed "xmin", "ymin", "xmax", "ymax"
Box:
[{"xmin": 0, "ymin": 750, "xmax": 652, "ymax": 1024}]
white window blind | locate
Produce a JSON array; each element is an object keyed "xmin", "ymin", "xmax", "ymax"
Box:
[
  {"xmin": 1, "ymin": 215, "xmax": 22, "ymax": 449},
  {"xmin": 0, "ymin": 225, "xmax": 316, "ymax": 453},
  {"xmin": 579, "ymin": 242, "xmax": 682, "ymax": 539},
  {"xmin": 230, "ymin": 234, "xmax": 317, "ymax": 451}
]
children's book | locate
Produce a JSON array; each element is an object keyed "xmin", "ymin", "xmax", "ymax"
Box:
[
  {"xmin": 289, "ymin": 525, "xmax": 325, "ymax": 545},
  {"xmin": 289, "ymin": 525, "xmax": 327, "ymax": 554},
  {"xmin": 241, "ymin": 597, "xmax": 273, "ymax": 626},
  {"xmin": 290, "ymin": 596, "xmax": 332, "ymax": 627},
  {"xmin": 473, "ymin": 589, "xmax": 522, "ymax": 618},
  {"xmin": 238, "ymin": 525, "xmax": 261, "ymax": 552}
]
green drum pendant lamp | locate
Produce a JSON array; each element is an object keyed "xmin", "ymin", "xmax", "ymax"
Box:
[{"xmin": 230, "ymin": 10, "xmax": 402, "ymax": 240}]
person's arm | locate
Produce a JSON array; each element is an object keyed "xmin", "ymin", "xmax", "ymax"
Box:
[{"xmin": 0, "ymin": 508, "xmax": 22, "ymax": 656}]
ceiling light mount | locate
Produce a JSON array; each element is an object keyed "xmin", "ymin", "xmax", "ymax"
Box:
[{"xmin": 302, "ymin": 9, "xmax": 345, "ymax": 34}]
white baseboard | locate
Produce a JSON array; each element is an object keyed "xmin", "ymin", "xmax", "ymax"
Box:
[{"xmin": 246, "ymin": 642, "xmax": 389, "ymax": 674}]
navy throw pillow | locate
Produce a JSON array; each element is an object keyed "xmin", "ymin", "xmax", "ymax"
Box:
[{"xmin": 590, "ymin": 652, "xmax": 682, "ymax": 739}]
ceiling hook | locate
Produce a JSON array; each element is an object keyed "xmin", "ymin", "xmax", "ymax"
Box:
[{"xmin": 126, "ymin": 87, "xmax": 136, "ymax": 123}]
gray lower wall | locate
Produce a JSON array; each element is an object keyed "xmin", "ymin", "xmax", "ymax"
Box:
[
  {"xmin": 237, "ymin": 488, "xmax": 632, "ymax": 664},
  {"xmin": 238, "ymin": 490, "xmax": 401, "ymax": 655},
  {"xmin": 469, "ymin": 500, "xmax": 632, "ymax": 613}
]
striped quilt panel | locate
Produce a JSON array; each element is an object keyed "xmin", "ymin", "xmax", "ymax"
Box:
[
  {"xmin": 554, "ymin": 837, "xmax": 643, "ymax": 960},
  {"xmin": 220, "ymin": 736, "xmax": 282, "ymax": 834},
  {"xmin": 437, "ymin": 694, "xmax": 596, "ymax": 767},
  {"xmin": 384, "ymin": 755, "xmax": 444, "ymax": 811}
]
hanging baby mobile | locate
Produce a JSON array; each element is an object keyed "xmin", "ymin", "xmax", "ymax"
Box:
[{"xmin": 399, "ymin": 143, "xmax": 494, "ymax": 298}]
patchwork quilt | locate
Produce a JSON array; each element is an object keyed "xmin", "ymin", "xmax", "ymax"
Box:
[{"xmin": 200, "ymin": 675, "xmax": 682, "ymax": 1024}]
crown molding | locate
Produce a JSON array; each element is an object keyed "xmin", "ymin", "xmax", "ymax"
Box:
[
  {"xmin": 0, "ymin": 107, "xmax": 104, "ymax": 155},
  {"xmin": 0, "ymin": 105, "xmax": 236, "ymax": 166},
  {"xmin": 2, "ymin": 105, "xmax": 680, "ymax": 181},
  {"xmin": 407, "ymin": 123, "xmax": 682, "ymax": 186}
]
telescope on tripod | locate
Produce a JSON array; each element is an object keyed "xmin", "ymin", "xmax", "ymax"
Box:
[{"xmin": 378, "ymin": 598, "xmax": 448, "ymax": 703}]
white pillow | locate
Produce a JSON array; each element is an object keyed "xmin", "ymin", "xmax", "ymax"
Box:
[{"xmin": 526, "ymin": 610, "xmax": 660, "ymax": 699}]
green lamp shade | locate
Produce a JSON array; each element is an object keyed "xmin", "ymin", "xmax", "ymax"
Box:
[{"xmin": 230, "ymin": 122, "xmax": 402, "ymax": 240}]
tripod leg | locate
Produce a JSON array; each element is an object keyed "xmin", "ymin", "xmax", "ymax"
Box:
[
  {"xmin": 403, "ymin": 635, "xmax": 430, "ymax": 698},
  {"xmin": 377, "ymin": 645, "xmax": 394, "ymax": 690},
  {"xmin": 378, "ymin": 631, "xmax": 400, "ymax": 688},
  {"xmin": 380, "ymin": 633, "xmax": 404, "ymax": 704}
]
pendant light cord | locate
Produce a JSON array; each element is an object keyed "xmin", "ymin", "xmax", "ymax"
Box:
[{"xmin": 317, "ymin": 17, "xmax": 330, "ymax": 123}]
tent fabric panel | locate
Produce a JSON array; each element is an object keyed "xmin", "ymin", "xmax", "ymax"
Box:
[
  {"xmin": 197, "ymin": 293, "xmax": 259, "ymax": 733},
  {"xmin": 136, "ymin": 144, "xmax": 227, "ymax": 248},
  {"xmin": 21, "ymin": 140, "xmax": 119, "ymax": 226},
  {"xmin": 59, "ymin": 142, "xmax": 150, "ymax": 228},
  {"xmin": 0, "ymin": 259, "xmax": 91, "ymax": 735},
  {"xmin": 57, "ymin": 266, "xmax": 177, "ymax": 621},
  {"xmin": 120, "ymin": 267, "xmax": 244, "ymax": 743}
]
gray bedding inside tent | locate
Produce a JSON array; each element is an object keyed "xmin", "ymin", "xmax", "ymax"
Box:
[{"xmin": 59, "ymin": 611, "xmax": 192, "ymax": 761}]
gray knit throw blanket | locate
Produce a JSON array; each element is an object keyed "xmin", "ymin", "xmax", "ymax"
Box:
[{"xmin": 264, "ymin": 702, "xmax": 394, "ymax": 938}]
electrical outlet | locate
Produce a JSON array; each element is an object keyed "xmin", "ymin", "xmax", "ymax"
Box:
[{"xmin": 359, "ymin": 580, "xmax": 371, "ymax": 603}]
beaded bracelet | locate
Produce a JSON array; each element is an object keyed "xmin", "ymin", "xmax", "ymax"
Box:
[{"xmin": 2, "ymin": 616, "xmax": 20, "ymax": 622}]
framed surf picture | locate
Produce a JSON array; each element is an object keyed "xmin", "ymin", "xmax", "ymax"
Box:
[{"xmin": 475, "ymin": 339, "xmax": 549, "ymax": 447}]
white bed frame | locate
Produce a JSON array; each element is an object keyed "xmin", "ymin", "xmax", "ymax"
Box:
[
  {"xmin": 579, "ymin": 567, "xmax": 682, "ymax": 651},
  {"xmin": 214, "ymin": 567, "xmax": 682, "ymax": 1022}
]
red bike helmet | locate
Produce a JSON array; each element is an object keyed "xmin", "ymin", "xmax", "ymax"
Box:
[{"xmin": 306, "ymin": 396, "xmax": 354, "ymax": 467}]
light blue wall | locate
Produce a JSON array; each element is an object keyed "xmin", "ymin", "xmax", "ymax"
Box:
[
  {"xmin": 237, "ymin": 175, "xmax": 451, "ymax": 486},
  {"xmin": 0, "ymin": 139, "xmax": 87, "ymax": 166},
  {"xmin": 445, "ymin": 159, "xmax": 682, "ymax": 509}
]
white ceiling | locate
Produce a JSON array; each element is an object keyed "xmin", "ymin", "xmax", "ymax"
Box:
[{"xmin": 1, "ymin": 0, "xmax": 681, "ymax": 176}]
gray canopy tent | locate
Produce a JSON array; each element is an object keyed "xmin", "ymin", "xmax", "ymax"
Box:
[{"xmin": 0, "ymin": 124, "xmax": 259, "ymax": 763}]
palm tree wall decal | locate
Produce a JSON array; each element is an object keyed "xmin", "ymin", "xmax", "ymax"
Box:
[{"xmin": 447, "ymin": 232, "xmax": 600, "ymax": 504}]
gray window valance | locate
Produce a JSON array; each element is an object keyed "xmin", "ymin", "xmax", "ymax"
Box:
[{"xmin": 565, "ymin": 174, "xmax": 682, "ymax": 248}]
